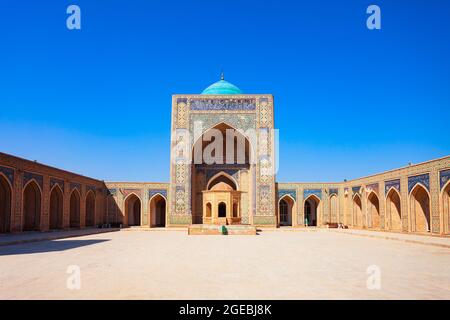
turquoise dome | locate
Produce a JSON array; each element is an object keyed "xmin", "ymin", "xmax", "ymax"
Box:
[{"xmin": 201, "ymin": 75, "xmax": 242, "ymax": 95}]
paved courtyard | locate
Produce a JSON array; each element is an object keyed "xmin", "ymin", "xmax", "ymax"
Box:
[{"xmin": 0, "ymin": 230, "xmax": 449, "ymax": 299}]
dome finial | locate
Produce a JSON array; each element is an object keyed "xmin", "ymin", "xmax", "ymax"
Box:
[{"xmin": 220, "ymin": 70, "xmax": 224, "ymax": 80}]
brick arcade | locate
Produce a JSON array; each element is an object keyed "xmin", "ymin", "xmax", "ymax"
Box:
[{"xmin": 1, "ymin": 76, "xmax": 449, "ymax": 235}]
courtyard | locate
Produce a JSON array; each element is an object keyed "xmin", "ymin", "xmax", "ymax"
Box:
[{"xmin": 0, "ymin": 229, "xmax": 449, "ymax": 299}]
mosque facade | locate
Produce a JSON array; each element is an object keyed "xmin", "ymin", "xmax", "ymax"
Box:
[{"xmin": 1, "ymin": 77, "xmax": 450, "ymax": 235}]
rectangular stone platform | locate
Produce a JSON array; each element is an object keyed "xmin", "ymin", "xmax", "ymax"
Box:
[{"xmin": 188, "ymin": 224, "xmax": 257, "ymax": 235}]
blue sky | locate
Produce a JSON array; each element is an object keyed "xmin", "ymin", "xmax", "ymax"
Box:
[{"xmin": 0, "ymin": 0, "xmax": 449, "ymax": 182}]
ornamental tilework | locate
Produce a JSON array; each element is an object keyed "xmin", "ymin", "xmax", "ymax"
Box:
[
  {"xmin": 366, "ymin": 183, "xmax": 379, "ymax": 195},
  {"xmin": 190, "ymin": 114, "xmax": 256, "ymax": 144},
  {"xmin": 408, "ymin": 174, "xmax": 430, "ymax": 193},
  {"xmin": 385, "ymin": 179, "xmax": 401, "ymax": 195},
  {"xmin": 70, "ymin": 182, "xmax": 81, "ymax": 192},
  {"xmin": 50, "ymin": 178, "xmax": 64, "ymax": 191},
  {"xmin": 440, "ymin": 169, "xmax": 450, "ymax": 190},
  {"xmin": 328, "ymin": 188, "xmax": 338, "ymax": 196},
  {"xmin": 122, "ymin": 188, "xmax": 142, "ymax": 198},
  {"xmin": 304, "ymin": 189, "xmax": 322, "ymax": 200},
  {"xmin": 352, "ymin": 186, "xmax": 361, "ymax": 195},
  {"xmin": 278, "ymin": 189, "xmax": 296, "ymax": 200},
  {"xmin": 190, "ymin": 98, "xmax": 256, "ymax": 111},
  {"xmin": 149, "ymin": 189, "xmax": 167, "ymax": 199},
  {"xmin": 0, "ymin": 165, "xmax": 14, "ymax": 185},
  {"xmin": 23, "ymin": 171, "xmax": 43, "ymax": 190},
  {"xmin": 86, "ymin": 185, "xmax": 96, "ymax": 193}
]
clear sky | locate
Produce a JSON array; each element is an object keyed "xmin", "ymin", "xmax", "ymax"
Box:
[{"xmin": 1, "ymin": 0, "xmax": 449, "ymax": 182}]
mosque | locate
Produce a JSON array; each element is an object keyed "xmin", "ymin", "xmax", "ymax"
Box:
[{"xmin": 0, "ymin": 76, "xmax": 449, "ymax": 235}]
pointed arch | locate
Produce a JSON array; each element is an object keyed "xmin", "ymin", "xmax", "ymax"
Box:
[
  {"xmin": 23, "ymin": 180, "xmax": 42, "ymax": 231},
  {"xmin": 352, "ymin": 193, "xmax": 363, "ymax": 228},
  {"xmin": 206, "ymin": 171, "xmax": 239, "ymax": 191},
  {"xmin": 386, "ymin": 188, "xmax": 402, "ymax": 231},
  {"xmin": 0, "ymin": 173, "xmax": 12, "ymax": 233},
  {"xmin": 304, "ymin": 194, "xmax": 320, "ymax": 226},
  {"xmin": 191, "ymin": 121, "xmax": 256, "ymax": 163},
  {"xmin": 49, "ymin": 184, "xmax": 64, "ymax": 230},
  {"xmin": 279, "ymin": 194, "xmax": 295, "ymax": 226},
  {"xmin": 410, "ymin": 183, "xmax": 431, "ymax": 233},
  {"xmin": 367, "ymin": 191, "xmax": 380, "ymax": 229},
  {"xmin": 85, "ymin": 190, "xmax": 96, "ymax": 227},
  {"xmin": 329, "ymin": 194, "xmax": 339, "ymax": 224},
  {"xmin": 124, "ymin": 193, "xmax": 141, "ymax": 226},
  {"xmin": 442, "ymin": 180, "xmax": 450, "ymax": 235},
  {"xmin": 149, "ymin": 193, "xmax": 166, "ymax": 227},
  {"xmin": 69, "ymin": 188, "xmax": 81, "ymax": 228}
]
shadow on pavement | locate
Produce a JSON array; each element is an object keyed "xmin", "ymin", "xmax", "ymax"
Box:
[{"xmin": 0, "ymin": 239, "xmax": 110, "ymax": 256}]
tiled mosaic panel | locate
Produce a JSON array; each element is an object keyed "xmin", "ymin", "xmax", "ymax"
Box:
[
  {"xmin": 149, "ymin": 189, "xmax": 167, "ymax": 199},
  {"xmin": 278, "ymin": 189, "xmax": 296, "ymax": 200},
  {"xmin": 0, "ymin": 165, "xmax": 14, "ymax": 185},
  {"xmin": 440, "ymin": 169, "xmax": 450, "ymax": 190},
  {"xmin": 304, "ymin": 189, "xmax": 322, "ymax": 200},
  {"xmin": 190, "ymin": 98, "xmax": 256, "ymax": 111},
  {"xmin": 23, "ymin": 171, "xmax": 43, "ymax": 189},
  {"xmin": 385, "ymin": 179, "xmax": 400, "ymax": 195},
  {"xmin": 408, "ymin": 174, "xmax": 430, "ymax": 193}
]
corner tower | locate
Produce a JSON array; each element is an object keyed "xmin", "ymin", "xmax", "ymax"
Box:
[{"xmin": 168, "ymin": 75, "xmax": 276, "ymax": 227}]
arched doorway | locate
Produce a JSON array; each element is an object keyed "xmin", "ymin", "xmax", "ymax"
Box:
[
  {"xmin": 218, "ymin": 202, "xmax": 227, "ymax": 218},
  {"xmin": 353, "ymin": 194, "xmax": 363, "ymax": 228},
  {"xmin": 70, "ymin": 189, "xmax": 81, "ymax": 228},
  {"xmin": 329, "ymin": 194, "xmax": 338, "ymax": 224},
  {"xmin": 49, "ymin": 185, "xmax": 63, "ymax": 230},
  {"xmin": 386, "ymin": 188, "xmax": 402, "ymax": 231},
  {"xmin": 443, "ymin": 182, "xmax": 450, "ymax": 235},
  {"xmin": 304, "ymin": 195, "xmax": 319, "ymax": 226},
  {"xmin": 85, "ymin": 191, "xmax": 96, "ymax": 227},
  {"xmin": 23, "ymin": 181, "xmax": 41, "ymax": 231},
  {"xmin": 0, "ymin": 174, "xmax": 12, "ymax": 233},
  {"xmin": 368, "ymin": 192, "xmax": 380, "ymax": 229},
  {"xmin": 206, "ymin": 202, "xmax": 212, "ymax": 218},
  {"xmin": 149, "ymin": 194, "xmax": 166, "ymax": 227},
  {"xmin": 410, "ymin": 184, "xmax": 430, "ymax": 233},
  {"xmin": 125, "ymin": 194, "xmax": 141, "ymax": 226},
  {"xmin": 191, "ymin": 122, "xmax": 253, "ymax": 225},
  {"xmin": 279, "ymin": 195, "xmax": 295, "ymax": 226}
]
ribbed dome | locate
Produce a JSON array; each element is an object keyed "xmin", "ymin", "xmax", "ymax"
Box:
[{"xmin": 201, "ymin": 74, "xmax": 242, "ymax": 95}]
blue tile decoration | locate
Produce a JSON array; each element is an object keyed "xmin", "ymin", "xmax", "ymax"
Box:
[
  {"xmin": 177, "ymin": 98, "xmax": 187, "ymax": 104},
  {"xmin": 86, "ymin": 185, "xmax": 96, "ymax": 193},
  {"xmin": 205, "ymin": 168, "xmax": 240, "ymax": 183},
  {"xmin": 352, "ymin": 186, "xmax": 361, "ymax": 195},
  {"xmin": 385, "ymin": 179, "xmax": 400, "ymax": 195},
  {"xmin": 366, "ymin": 183, "xmax": 379, "ymax": 195},
  {"xmin": 23, "ymin": 171, "xmax": 43, "ymax": 190},
  {"xmin": 304, "ymin": 189, "xmax": 322, "ymax": 200},
  {"xmin": 107, "ymin": 188, "xmax": 117, "ymax": 196},
  {"xmin": 70, "ymin": 182, "xmax": 81, "ymax": 192},
  {"xmin": 0, "ymin": 165, "xmax": 14, "ymax": 185},
  {"xmin": 278, "ymin": 189, "xmax": 296, "ymax": 200},
  {"xmin": 408, "ymin": 174, "xmax": 430, "ymax": 193},
  {"xmin": 190, "ymin": 98, "xmax": 256, "ymax": 111},
  {"xmin": 440, "ymin": 169, "xmax": 450, "ymax": 190},
  {"xmin": 328, "ymin": 188, "xmax": 338, "ymax": 196},
  {"xmin": 149, "ymin": 189, "xmax": 167, "ymax": 199},
  {"xmin": 50, "ymin": 178, "xmax": 64, "ymax": 190}
]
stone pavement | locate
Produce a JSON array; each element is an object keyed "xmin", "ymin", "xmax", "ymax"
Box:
[
  {"xmin": 0, "ymin": 228, "xmax": 120, "ymax": 247},
  {"xmin": 0, "ymin": 230, "xmax": 448, "ymax": 299}
]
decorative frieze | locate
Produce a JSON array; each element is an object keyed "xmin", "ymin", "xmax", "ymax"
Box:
[
  {"xmin": 385, "ymin": 179, "xmax": 400, "ymax": 195},
  {"xmin": 23, "ymin": 171, "xmax": 43, "ymax": 189},
  {"xmin": 190, "ymin": 98, "xmax": 256, "ymax": 111},
  {"xmin": 408, "ymin": 174, "xmax": 430, "ymax": 193},
  {"xmin": 0, "ymin": 165, "xmax": 14, "ymax": 185},
  {"xmin": 304, "ymin": 189, "xmax": 322, "ymax": 200}
]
